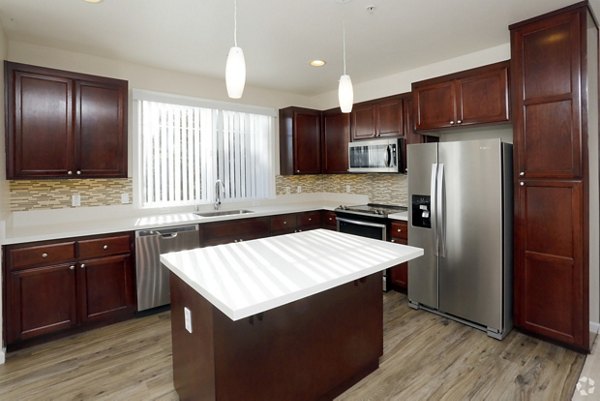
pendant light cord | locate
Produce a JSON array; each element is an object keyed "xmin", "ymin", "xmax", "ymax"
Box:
[
  {"xmin": 342, "ymin": 20, "xmax": 347, "ymax": 75},
  {"xmin": 233, "ymin": 0, "xmax": 238, "ymax": 47}
]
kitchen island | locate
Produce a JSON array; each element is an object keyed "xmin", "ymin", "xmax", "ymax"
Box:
[{"xmin": 161, "ymin": 229, "xmax": 423, "ymax": 401}]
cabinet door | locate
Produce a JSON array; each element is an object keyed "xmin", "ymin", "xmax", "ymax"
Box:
[
  {"xmin": 270, "ymin": 214, "xmax": 298, "ymax": 235},
  {"xmin": 322, "ymin": 110, "xmax": 349, "ymax": 174},
  {"xmin": 78, "ymin": 254, "xmax": 135, "ymax": 323},
  {"xmin": 351, "ymin": 103, "xmax": 376, "ymax": 140},
  {"xmin": 6, "ymin": 263, "xmax": 77, "ymax": 344},
  {"xmin": 6, "ymin": 63, "xmax": 74, "ymax": 178},
  {"xmin": 293, "ymin": 111, "xmax": 321, "ymax": 174},
  {"xmin": 389, "ymin": 239, "xmax": 408, "ymax": 291},
  {"xmin": 512, "ymin": 12, "xmax": 581, "ymax": 179},
  {"xmin": 514, "ymin": 180, "xmax": 586, "ymax": 348},
  {"xmin": 321, "ymin": 211, "xmax": 337, "ymax": 230},
  {"xmin": 75, "ymin": 79, "xmax": 127, "ymax": 178},
  {"xmin": 375, "ymin": 97, "xmax": 403, "ymax": 137},
  {"xmin": 296, "ymin": 211, "xmax": 321, "ymax": 231},
  {"xmin": 413, "ymin": 81, "xmax": 456, "ymax": 130},
  {"xmin": 202, "ymin": 217, "xmax": 271, "ymax": 246},
  {"xmin": 457, "ymin": 65, "xmax": 509, "ymax": 126}
]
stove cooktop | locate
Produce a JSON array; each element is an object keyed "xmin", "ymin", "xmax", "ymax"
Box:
[{"xmin": 335, "ymin": 203, "xmax": 408, "ymax": 218}]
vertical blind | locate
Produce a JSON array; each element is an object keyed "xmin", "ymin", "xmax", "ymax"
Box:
[{"xmin": 137, "ymin": 97, "xmax": 275, "ymax": 208}]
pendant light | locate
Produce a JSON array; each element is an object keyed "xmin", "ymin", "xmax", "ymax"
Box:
[
  {"xmin": 338, "ymin": 20, "xmax": 354, "ymax": 113},
  {"xmin": 225, "ymin": 0, "xmax": 246, "ymax": 99}
]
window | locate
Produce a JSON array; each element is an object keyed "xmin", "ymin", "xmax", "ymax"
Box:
[{"xmin": 134, "ymin": 90, "xmax": 276, "ymax": 208}]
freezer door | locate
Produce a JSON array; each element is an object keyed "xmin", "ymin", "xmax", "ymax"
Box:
[
  {"xmin": 407, "ymin": 142, "xmax": 438, "ymax": 309},
  {"xmin": 437, "ymin": 139, "xmax": 504, "ymax": 330}
]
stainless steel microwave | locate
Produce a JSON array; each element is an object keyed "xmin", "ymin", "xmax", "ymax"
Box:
[{"xmin": 348, "ymin": 138, "xmax": 403, "ymax": 173}]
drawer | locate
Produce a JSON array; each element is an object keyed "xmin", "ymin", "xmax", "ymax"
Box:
[
  {"xmin": 390, "ymin": 221, "xmax": 408, "ymax": 240},
  {"xmin": 78, "ymin": 234, "xmax": 131, "ymax": 259},
  {"xmin": 297, "ymin": 211, "xmax": 321, "ymax": 229},
  {"xmin": 8, "ymin": 242, "xmax": 76, "ymax": 270},
  {"xmin": 270, "ymin": 214, "xmax": 297, "ymax": 232},
  {"xmin": 322, "ymin": 211, "xmax": 337, "ymax": 230}
]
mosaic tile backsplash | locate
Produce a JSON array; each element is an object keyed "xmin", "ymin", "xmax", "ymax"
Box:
[
  {"xmin": 9, "ymin": 174, "xmax": 406, "ymax": 211},
  {"xmin": 9, "ymin": 179, "xmax": 133, "ymax": 211},
  {"xmin": 276, "ymin": 174, "xmax": 408, "ymax": 206}
]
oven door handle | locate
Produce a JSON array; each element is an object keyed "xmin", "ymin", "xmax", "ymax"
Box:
[{"xmin": 336, "ymin": 217, "xmax": 387, "ymax": 229}]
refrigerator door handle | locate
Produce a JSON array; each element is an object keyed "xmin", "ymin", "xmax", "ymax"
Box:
[
  {"xmin": 431, "ymin": 163, "xmax": 439, "ymax": 256},
  {"xmin": 437, "ymin": 163, "xmax": 446, "ymax": 257}
]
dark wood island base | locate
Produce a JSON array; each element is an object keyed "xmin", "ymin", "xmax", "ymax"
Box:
[{"xmin": 170, "ymin": 272, "xmax": 383, "ymax": 401}]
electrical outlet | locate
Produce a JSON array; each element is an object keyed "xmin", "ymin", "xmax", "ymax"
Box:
[
  {"xmin": 297, "ymin": 185, "xmax": 302, "ymax": 193},
  {"xmin": 72, "ymin": 193, "xmax": 81, "ymax": 207},
  {"xmin": 184, "ymin": 307, "xmax": 192, "ymax": 333},
  {"xmin": 121, "ymin": 193, "xmax": 129, "ymax": 204}
]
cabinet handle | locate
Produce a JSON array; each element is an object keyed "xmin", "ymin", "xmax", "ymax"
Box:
[
  {"xmin": 397, "ymin": 228, "xmax": 402, "ymax": 232},
  {"xmin": 69, "ymin": 265, "xmax": 75, "ymax": 271},
  {"xmin": 42, "ymin": 252, "xmax": 48, "ymax": 258},
  {"xmin": 283, "ymin": 221, "xmax": 287, "ymax": 225},
  {"xmin": 519, "ymin": 171, "xmax": 525, "ymax": 177},
  {"xmin": 520, "ymin": 182, "xmax": 524, "ymax": 187},
  {"xmin": 329, "ymin": 217, "xmax": 333, "ymax": 221},
  {"xmin": 296, "ymin": 170, "xmax": 300, "ymax": 173},
  {"xmin": 457, "ymin": 120, "xmax": 462, "ymax": 124},
  {"xmin": 76, "ymin": 170, "xmax": 82, "ymax": 175},
  {"xmin": 391, "ymin": 239, "xmax": 396, "ymax": 243},
  {"xmin": 308, "ymin": 218, "xmax": 312, "ymax": 221},
  {"xmin": 103, "ymin": 245, "xmax": 108, "ymax": 250},
  {"xmin": 80, "ymin": 263, "xmax": 86, "ymax": 269},
  {"xmin": 449, "ymin": 120, "xmax": 455, "ymax": 125},
  {"xmin": 67, "ymin": 170, "xmax": 73, "ymax": 175}
]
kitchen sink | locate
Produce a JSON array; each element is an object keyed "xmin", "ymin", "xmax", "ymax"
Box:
[{"xmin": 194, "ymin": 209, "xmax": 254, "ymax": 218}]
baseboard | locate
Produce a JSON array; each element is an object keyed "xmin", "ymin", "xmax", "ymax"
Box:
[
  {"xmin": 591, "ymin": 321, "xmax": 600, "ymax": 334},
  {"xmin": 0, "ymin": 347, "xmax": 5, "ymax": 364}
]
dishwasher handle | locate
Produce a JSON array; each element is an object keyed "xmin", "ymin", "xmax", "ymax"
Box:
[
  {"xmin": 156, "ymin": 231, "xmax": 178, "ymax": 239},
  {"xmin": 136, "ymin": 225, "xmax": 199, "ymax": 239}
]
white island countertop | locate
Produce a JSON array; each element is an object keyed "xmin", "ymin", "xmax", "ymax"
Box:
[{"xmin": 160, "ymin": 229, "xmax": 423, "ymax": 321}]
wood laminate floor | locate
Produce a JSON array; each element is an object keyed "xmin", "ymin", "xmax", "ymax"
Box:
[{"xmin": 0, "ymin": 292, "xmax": 585, "ymax": 401}]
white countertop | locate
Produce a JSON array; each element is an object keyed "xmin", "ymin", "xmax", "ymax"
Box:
[
  {"xmin": 160, "ymin": 229, "xmax": 423, "ymax": 321},
  {"xmin": 1, "ymin": 200, "xmax": 343, "ymax": 245}
]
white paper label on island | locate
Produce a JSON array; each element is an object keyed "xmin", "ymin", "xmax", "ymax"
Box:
[{"xmin": 184, "ymin": 307, "xmax": 192, "ymax": 333}]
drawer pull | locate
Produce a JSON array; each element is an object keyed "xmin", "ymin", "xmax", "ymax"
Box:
[
  {"xmin": 391, "ymin": 239, "xmax": 396, "ymax": 243},
  {"xmin": 308, "ymin": 218, "xmax": 312, "ymax": 221},
  {"xmin": 397, "ymin": 228, "xmax": 402, "ymax": 232},
  {"xmin": 103, "ymin": 245, "xmax": 108, "ymax": 250},
  {"xmin": 42, "ymin": 252, "xmax": 48, "ymax": 258},
  {"xmin": 283, "ymin": 221, "xmax": 287, "ymax": 225},
  {"xmin": 69, "ymin": 265, "xmax": 75, "ymax": 271},
  {"xmin": 80, "ymin": 263, "xmax": 86, "ymax": 269}
]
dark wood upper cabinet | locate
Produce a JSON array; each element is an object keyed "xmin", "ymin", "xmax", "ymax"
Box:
[
  {"xmin": 279, "ymin": 107, "xmax": 321, "ymax": 175},
  {"xmin": 322, "ymin": 108, "xmax": 350, "ymax": 174},
  {"xmin": 412, "ymin": 61, "xmax": 510, "ymax": 131},
  {"xmin": 5, "ymin": 62, "xmax": 128, "ymax": 179},
  {"xmin": 351, "ymin": 95, "xmax": 403, "ymax": 141},
  {"xmin": 511, "ymin": 2, "xmax": 597, "ymax": 352}
]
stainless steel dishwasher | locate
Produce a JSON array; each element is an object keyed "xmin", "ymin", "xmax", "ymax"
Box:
[{"xmin": 135, "ymin": 225, "xmax": 200, "ymax": 311}]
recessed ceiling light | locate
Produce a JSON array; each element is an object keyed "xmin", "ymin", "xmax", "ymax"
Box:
[
  {"xmin": 309, "ymin": 60, "xmax": 326, "ymax": 67},
  {"xmin": 83, "ymin": 0, "xmax": 103, "ymax": 3}
]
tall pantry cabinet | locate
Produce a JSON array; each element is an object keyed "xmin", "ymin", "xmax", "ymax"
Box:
[{"xmin": 510, "ymin": 1, "xmax": 598, "ymax": 351}]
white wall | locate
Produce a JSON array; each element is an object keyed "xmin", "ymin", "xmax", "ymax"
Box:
[{"xmin": 309, "ymin": 43, "xmax": 511, "ymax": 109}]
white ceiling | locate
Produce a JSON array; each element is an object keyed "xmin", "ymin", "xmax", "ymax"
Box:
[{"xmin": 0, "ymin": 0, "xmax": 594, "ymax": 96}]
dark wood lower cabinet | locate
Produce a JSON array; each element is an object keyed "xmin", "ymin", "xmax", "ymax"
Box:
[
  {"xmin": 6, "ymin": 263, "xmax": 77, "ymax": 343},
  {"xmin": 170, "ymin": 271, "xmax": 383, "ymax": 401},
  {"xmin": 78, "ymin": 254, "xmax": 135, "ymax": 323},
  {"xmin": 388, "ymin": 220, "xmax": 408, "ymax": 291},
  {"xmin": 3, "ymin": 232, "xmax": 135, "ymax": 348},
  {"xmin": 514, "ymin": 180, "xmax": 587, "ymax": 349}
]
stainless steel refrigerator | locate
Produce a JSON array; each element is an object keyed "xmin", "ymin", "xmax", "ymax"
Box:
[{"xmin": 407, "ymin": 138, "xmax": 512, "ymax": 339}]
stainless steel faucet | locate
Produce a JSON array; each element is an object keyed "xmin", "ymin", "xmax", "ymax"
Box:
[{"xmin": 214, "ymin": 179, "xmax": 225, "ymax": 210}]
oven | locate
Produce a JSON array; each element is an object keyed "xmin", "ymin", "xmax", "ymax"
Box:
[{"xmin": 335, "ymin": 204, "xmax": 407, "ymax": 291}]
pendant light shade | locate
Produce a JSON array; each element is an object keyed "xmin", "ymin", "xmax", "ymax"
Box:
[
  {"xmin": 338, "ymin": 74, "xmax": 353, "ymax": 113},
  {"xmin": 338, "ymin": 19, "xmax": 353, "ymax": 113},
  {"xmin": 225, "ymin": 0, "xmax": 246, "ymax": 99},
  {"xmin": 226, "ymin": 46, "xmax": 246, "ymax": 99}
]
